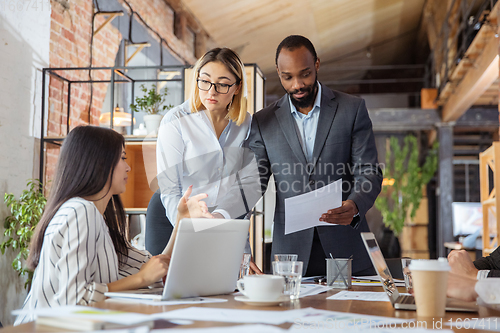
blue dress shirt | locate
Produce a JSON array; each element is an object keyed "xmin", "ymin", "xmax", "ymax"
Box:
[{"xmin": 289, "ymin": 83, "xmax": 322, "ymax": 163}]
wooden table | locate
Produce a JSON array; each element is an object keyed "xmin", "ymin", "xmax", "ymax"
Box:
[{"xmin": 2, "ymin": 285, "xmax": 499, "ymax": 332}]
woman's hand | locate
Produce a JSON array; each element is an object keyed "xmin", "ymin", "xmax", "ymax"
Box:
[
  {"xmin": 107, "ymin": 254, "xmax": 170, "ymax": 291},
  {"xmin": 137, "ymin": 254, "xmax": 170, "ymax": 287},
  {"xmin": 177, "ymin": 185, "xmax": 214, "ymax": 221},
  {"xmin": 161, "ymin": 186, "xmax": 214, "ymax": 259}
]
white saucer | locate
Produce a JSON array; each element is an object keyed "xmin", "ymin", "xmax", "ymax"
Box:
[{"xmin": 234, "ymin": 295, "xmax": 289, "ymax": 306}]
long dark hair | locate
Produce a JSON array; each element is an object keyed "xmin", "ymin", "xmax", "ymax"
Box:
[{"xmin": 27, "ymin": 125, "xmax": 128, "ymax": 270}]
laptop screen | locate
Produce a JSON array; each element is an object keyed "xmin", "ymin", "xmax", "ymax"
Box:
[{"xmin": 361, "ymin": 233, "xmax": 399, "ymax": 303}]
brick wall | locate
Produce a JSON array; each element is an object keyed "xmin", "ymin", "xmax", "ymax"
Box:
[
  {"xmin": 44, "ymin": 0, "xmax": 213, "ymax": 191},
  {"xmin": 46, "ymin": 0, "xmax": 122, "ymax": 189}
]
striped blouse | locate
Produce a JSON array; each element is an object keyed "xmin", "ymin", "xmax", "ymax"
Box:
[{"xmin": 14, "ymin": 197, "xmax": 152, "ymax": 325}]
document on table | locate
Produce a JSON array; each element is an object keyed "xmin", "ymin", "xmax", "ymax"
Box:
[
  {"xmin": 299, "ymin": 284, "xmax": 333, "ymax": 298},
  {"xmin": 154, "ymin": 306, "xmax": 413, "ymax": 328},
  {"xmin": 351, "ymin": 280, "xmax": 405, "ymax": 287},
  {"xmin": 12, "ymin": 305, "xmax": 151, "ymax": 325},
  {"xmin": 290, "ymin": 326, "xmax": 452, "ymax": 333},
  {"xmin": 83, "ymin": 327, "xmax": 150, "ymax": 333},
  {"xmin": 351, "ymin": 276, "xmax": 405, "ymax": 287},
  {"xmin": 327, "ymin": 290, "xmax": 391, "ymax": 302},
  {"xmin": 153, "ymin": 307, "xmax": 293, "ymax": 325},
  {"xmin": 285, "ymin": 178, "xmax": 342, "ymax": 235},
  {"xmin": 106, "ymin": 297, "xmax": 227, "ymax": 306},
  {"xmin": 153, "ymin": 324, "xmax": 287, "ymax": 333},
  {"xmin": 287, "ymin": 307, "xmax": 412, "ymax": 329}
]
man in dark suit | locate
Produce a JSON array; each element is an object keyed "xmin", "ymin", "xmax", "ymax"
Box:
[{"xmin": 247, "ymin": 35, "xmax": 383, "ymax": 276}]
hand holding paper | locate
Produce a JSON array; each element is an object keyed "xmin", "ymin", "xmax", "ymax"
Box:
[
  {"xmin": 284, "ymin": 179, "xmax": 342, "ymax": 235},
  {"xmin": 319, "ymin": 199, "xmax": 358, "ymax": 225}
]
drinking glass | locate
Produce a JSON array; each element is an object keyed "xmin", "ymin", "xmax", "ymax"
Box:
[
  {"xmin": 401, "ymin": 257, "xmax": 413, "ymax": 294},
  {"xmin": 272, "ymin": 261, "xmax": 303, "ymax": 300},
  {"xmin": 239, "ymin": 253, "xmax": 251, "ymax": 279},
  {"xmin": 274, "ymin": 254, "xmax": 298, "ymax": 262}
]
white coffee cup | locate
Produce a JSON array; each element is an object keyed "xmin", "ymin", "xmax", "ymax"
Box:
[
  {"xmin": 236, "ymin": 275, "xmax": 284, "ymax": 301},
  {"xmin": 409, "ymin": 258, "xmax": 450, "ymax": 317}
]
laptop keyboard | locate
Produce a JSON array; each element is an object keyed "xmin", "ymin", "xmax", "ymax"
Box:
[
  {"xmin": 398, "ymin": 294, "xmax": 416, "ymax": 305},
  {"xmin": 137, "ymin": 288, "xmax": 163, "ymax": 295}
]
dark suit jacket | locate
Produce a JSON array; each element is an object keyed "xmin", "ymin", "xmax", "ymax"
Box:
[
  {"xmin": 247, "ymin": 83, "xmax": 383, "ymax": 275},
  {"xmin": 474, "ymin": 247, "xmax": 500, "ymax": 277}
]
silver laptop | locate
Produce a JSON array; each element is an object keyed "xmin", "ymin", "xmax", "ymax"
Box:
[
  {"xmin": 105, "ymin": 218, "xmax": 249, "ymax": 301},
  {"xmin": 360, "ymin": 232, "xmax": 477, "ymax": 312}
]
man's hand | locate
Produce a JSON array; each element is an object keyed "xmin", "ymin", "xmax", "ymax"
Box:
[
  {"xmin": 319, "ymin": 200, "xmax": 359, "ymax": 225},
  {"xmin": 447, "ymin": 272, "xmax": 478, "ymax": 302},
  {"xmin": 448, "ymin": 250, "xmax": 478, "ymax": 279},
  {"xmin": 249, "ymin": 261, "xmax": 263, "ymax": 275}
]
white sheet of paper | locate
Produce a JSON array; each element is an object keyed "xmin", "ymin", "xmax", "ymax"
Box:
[
  {"xmin": 352, "ymin": 275, "xmax": 380, "ymax": 281},
  {"xmin": 12, "ymin": 305, "xmax": 151, "ymax": 325},
  {"xmin": 285, "ymin": 178, "xmax": 342, "ymax": 235},
  {"xmin": 326, "ymin": 290, "xmax": 391, "ymax": 302},
  {"xmin": 153, "ymin": 324, "xmax": 286, "ymax": 333},
  {"xmin": 290, "ymin": 326, "xmax": 450, "ymax": 333},
  {"xmin": 106, "ymin": 297, "xmax": 227, "ymax": 306},
  {"xmin": 298, "ymin": 284, "xmax": 333, "ymax": 297},
  {"xmin": 351, "ymin": 276, "xmax": 405, "ymax": 287},
  {"xmin": 287, "ymin": 307, "xmax": 412, "ymax": 329},
  {"xmin": 83, "ymin": 327, "xmax": 150, "ymax": 333},
  {"xmin": 155, "ymin": 306, "xmax": 412, "ymax": 329},
  {"xmin": 153, "ymin": 307, "xmax": 293, "ymax": 325},
  {"xmin": 351, "ymin": 280, "xmax": 405, "ymax": 287}
]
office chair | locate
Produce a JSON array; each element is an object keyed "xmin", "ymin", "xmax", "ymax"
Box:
[{"xmin": 145, "ymin": 191, "xmax": 173, "ymax": 256}]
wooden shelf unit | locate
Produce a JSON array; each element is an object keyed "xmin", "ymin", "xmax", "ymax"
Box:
[
  {"xmin": 40, "ymin": 64, "xmax": 267, "ymax": 269},
  {"xmin": 401, "ymin": 186, "xmax": 430, "ymax": 259},
  {"xmin": 479, "ymin": 141, "xmax": 500, "ymax": 256},
  {"xmin": 121, "ymin": 140, "xmax": 157, "ymax": 210}
]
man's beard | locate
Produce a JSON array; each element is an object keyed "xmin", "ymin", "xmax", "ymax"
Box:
[{"xmin": 287, "ymin": 77, "xmax": 318, "ymax": 110}]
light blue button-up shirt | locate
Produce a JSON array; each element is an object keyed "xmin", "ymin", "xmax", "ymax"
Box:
[
  {"xmin": 289, "ymin": 83, "xmax": 322, "ymax": 163},
  {"xmin": 157, "ymin": 100, "xmax": 257, "ymax": 224}
]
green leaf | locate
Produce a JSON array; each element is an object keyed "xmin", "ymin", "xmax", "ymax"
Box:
[
  {"xmin": 0, "ymin": 179, "xmax": 46, "ymax": 289},
  {"xmin": 375, "ymin": 135, "xmax": 439, "ymax": 236},
  {"xmin": 129, "ymin": 84, "xmax": 171, "ymax": 115}
]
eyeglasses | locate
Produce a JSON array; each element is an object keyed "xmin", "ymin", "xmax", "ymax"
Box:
[{"xmin": 197, "ymin": 79, "xmax": 237, "ymax": 94}]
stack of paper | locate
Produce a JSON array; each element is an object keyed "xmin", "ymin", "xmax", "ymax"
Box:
[
  {"xmin": 351, "ymin": 275, "xmax": 405, "ymax": 287},
  {"xmin": 298, "ymin": 284, "xmax": 333, "ymax": 298},
  {"xmin": 154, "ymin": 306, "xmax": 413, "ymax": 329},
  {"xmin": 327, "ymin": 290, "xmax": 391, "ymax": 302},
  {"xmin": 13, "ymin": 306, "xmax": 153, "ymax": 331}
]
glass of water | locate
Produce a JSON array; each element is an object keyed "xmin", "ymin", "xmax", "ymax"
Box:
[
  {"xmin": 274, "ymin": 254, "xmax": 298, "ymax": 262},
  {"xmin": 239, "ymin": 253, "xmax": 251, "ymax": 279},
  {"xmin": 401, "ymin": 257, "xmax": 413, "ymax": 294},
  {"xmin": 272, "ymin": 261, "xmax": 303, "ymax": 300}
]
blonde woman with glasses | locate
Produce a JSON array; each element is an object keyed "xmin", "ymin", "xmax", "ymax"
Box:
[{"xmin": 154, "ymin": 48, "xmax": 261, "ymax": 273}]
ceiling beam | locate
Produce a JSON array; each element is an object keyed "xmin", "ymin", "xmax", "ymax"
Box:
[
  {"xmin": 368, "ymin": 108, "xmax": 440, "ymax": 132},
  {"xmin": 441, "ymin": 35, "xmax": 499, "ymax": 122}
]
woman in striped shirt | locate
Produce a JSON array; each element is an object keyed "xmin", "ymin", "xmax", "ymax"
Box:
[{"xmin": 15, "ymin": 126, "xmax": 211, "ymax": 324}]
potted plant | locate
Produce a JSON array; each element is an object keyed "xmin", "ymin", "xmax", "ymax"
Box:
[
  {"xmin": 1, "ymin": 179, "xmax": 46, "ymax": 289},
  {"xmin": 375, "ymin": 135, "xmax": 438, "ymax": 237},
  {"xmin": 130, "ymin": 84, "xmax": 173, "ymax": 135}
]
